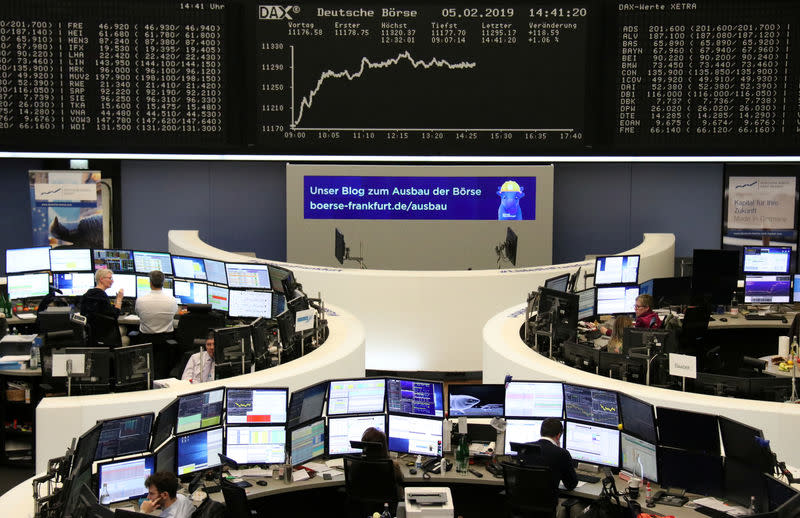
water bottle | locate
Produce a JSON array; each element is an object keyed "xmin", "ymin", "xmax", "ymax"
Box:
[
  {"xmin": 100, "ymin": 483, "xmax": 111, "ymax": 505},
  {"xmin": 415, "ymin": 455, "xmax": 422, "ymax": 471},
  {"xmin": 730, "ymin": 292, "xmax": 739, "ymax": 315},
  {"xmin": 455, "ymin": 435, "xmax": 469, "ymax": 474},
  {"xmin": 29, "ymin": 337, "xmax": 41, "ymax": 369}
]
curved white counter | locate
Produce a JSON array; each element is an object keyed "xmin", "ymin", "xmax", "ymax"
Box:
[
  {"xmin": 169, "ymin": 231, "xmax": 676, "ymax": 372},
  {"xmin": 35, "ymin": 304, "xmax": 365, "ymax": 474},
  {"xmin": 483, "ymin": 303, "xmax": 800, "ymax": 468}
]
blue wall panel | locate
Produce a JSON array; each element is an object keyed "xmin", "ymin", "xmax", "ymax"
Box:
[{"xmin": 0, "ymin": 159, "xmax": 42, "ymax": 275}]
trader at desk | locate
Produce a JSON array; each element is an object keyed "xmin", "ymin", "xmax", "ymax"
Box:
[
  {"xmin": 140, "ymin": 471, "xmax": 195, "ymax": 518},
  {"xmin": 135, "ymin": 270, "xmax": 179, "ymax": 379},
  {"xmin": 599, "ymin": 294, "xmax": 661, "ymax": 337},
  {"xmin": 80, "ymin": 269, "xmax": 123, "ymax": 346},
  {"xmin": 181, "ymin": 332, "xmax": 215, "ymax": 383},
  {"xmin": 523, "ymin": 418, "xmax": 579, "ymax": 492}
]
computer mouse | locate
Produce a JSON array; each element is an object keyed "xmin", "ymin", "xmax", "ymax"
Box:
[
  {"xmin": 257, "ymin": 480, "xmax": 268, "ymax": 486},
  {"xmin": 409, "ymin": 468, "xmax": 417, "ymax": 475},
  {"xmin": 719, "ymin": 317, "xmax": 727, "ymax": 322},
  {"xmin": 782, "ymin": 317, "xmax": 788, "ymax": 323}
]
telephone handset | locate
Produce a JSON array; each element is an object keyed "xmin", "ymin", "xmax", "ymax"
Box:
[{"xmin": 422, "ymin": 457, "xmax": 453, "ymax": 474}]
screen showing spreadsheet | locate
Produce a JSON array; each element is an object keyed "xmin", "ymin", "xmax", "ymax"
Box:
[
  {"xmin": 327, "ymin": 378, "xmax": 386, "ymax": 415},
  {"xmin": 327, "ymin": 414, "xmax": 386, "ymax": 456},
  {"xmin": 225, "ymin": 426, "xmax": 286, "ymax": 464},
  {"xmin": 98, "ymin": 456, "xmax": 154, "ymax": 504},
  {"xmin": 133, "ymin": 251, "xmax": 173, "ymax": 275},
  {"xmin": 387, "ymin": 415, "xmax": 443, "ymax": 457},
  {"xmin": 50, "ymin": 248, "xmax": 92, "ymax": 272},
  {"xmin": 565, "ymin": 421, "xmax": 620, "ymax": 468},
  {"xmin": 225, "ymin": 263, "xmax": 271, "ymax": 289},
  {"xmin": 504, "ymin": 381, "xmax": 563, "ymax": 418},
  {"xmin": 290, "ymin": 419, "xmax": 326, "ymax": 466}
]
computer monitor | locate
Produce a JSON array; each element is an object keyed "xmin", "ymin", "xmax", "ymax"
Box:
[
  {"xmin": 6, "ymin": 246, "xmax": 51, "ymax": 273},
  {"xmin": 53, "ymin": 272, "xmax": 95, "ymax": 296},
  {"xmin": 725, "ymin": 457, "xmax": 769, "ymax": 508},
  {"xmin": 50, "ymin": 248, "xmax": 92, "ymax": 272},
  {"xmin": 290, "ymin": 419, "xmax": 326, "ymax": 466},
  {"xmin": 656, "ymin": 407, "xmax": 720, "ymax": 454},
  {"xmin": 563, "ymin": 384, "xmax": 620, "ymax": 427},
  {"xmin": 561, "ymin": 342, "xmax": 599, "ymax": 373},
  {"xmin": 114, "ymin": 344, "xmax": 153, "ymax": 392},
  {"xmin": 765, "ymin": 475, "xmax": 799, "ymax": 512},
  {"xmin": 536, "ymin": 287, "xmax": 579, "ymax": 349},
  {"xmin": 213, "ymin": 326, "xmax": 253, "ymax": 379},
  {"xmin": 743, "ymin": 246, "xmax": 792, "ymax": 274},
  {"xmin": 176, "ymin": 427, "xmax": 223, "ymax": 475},
  {"xmin": 504, "ymin": 381, "xmax": 564, "ymax": 418},
  {"xmin": 105, "ymin": 273, "xmax": 136, "ymax": 298},
  {"xmin": 596, "ymin": 286, "xmax": 639, "ymax": 315},
  {"xmin": 748, "ymin": 376, "xmax": 794, "ymax": 402},
  {"xmin": 718, "ymin": 416, "xmax": 772, "ymax": 472},
  {"xmin": 447, "ymin": 384, "xmax": 504, "ymax": 417},
  {"xmin": 327, "ymin": 378, "xmax": 386, "ymax": 415},
  {"xmin": 7, "ymin": 273, "xmax": 50, "ymax": 299},
  {"xmin": 133, "ymin": 251, "xmax": 173, "ymax": 275},
  {"xmin": 387, "ymin": 414, "xmax": 443, "ymax": 457},
  {"xmin": 622, "ymin": 328, "xmax": 678, "ymax": 356},
  {"xmin": 659, "ymin": 446, "xmax": 723, "ymax": 497},
  {"xmin": 794, "ymin": 275, "xmax": 800, "ymax": 303},
  {"xmin": 228, "ymin": 289, "xmax": 272, "ymax": 318},
  {"xmin": 155, "ymin": 438, "xmax": 176, "ymax": 473},
  {"xmin": 744, "ymin": 275, "xmax": 792, "ymax": 304},
  {"xmin": 642, "ymin": 277, "xmax": 691, "ymax": 307},
  {"xmin": 576, "ymin": 287, "xmax": 596, "ymax": 321},
  {"xmin": 72, "ymin": 422, "xmax": 102, "ymax": 476},
  {"xmin": 544, "ymin": 273, "xmax": 570, "ymax": 293},
  {"xmin": 175, "ymin": 388, "xmax": 224, "ymax": 435},
  {"xmin": 504, "ymin": 227, "xmax": 518, "ymax": 266},
  {"xmin": 691, "ymin": 249, "xmax": 740, "ymax": 307},
  {"xmin": 327, "ymin": 414, "xmax": 386, "ymax": 456},
  {"xmin": 276, "ymin": 310, "xmax": 296, "ymax": 351},
  {"xmin": 92, "ymin": 249, "xmax": 135, "ymax": 273},
  {"xmin": 136, "ymin": 275, "xmax": 174, "ymax": 298},
  {"xmin": 693, "ymin": 373, "xmax": 751, "ymax": 398},
  {"xmin": 171, "ymin": 255, "xmax": 207, "ymax": 281},
  {"xmin": 287, "ymin": 295, "xmax": 310, "ymax": 314},
  {"xmin": 225, "ymin": 263, "xmax": 271, "ymax": 289},
  {"xmin": 594, "ymin": 255, "xmax": 640, "ymax": 286},
  {"xmin": 63, "ymin": 347, "xmax": 112, "ymax": 394},
  {"xmin": 287, "ymin": 381, "xmax": 328, "ymax": 429},
  {"xmin": 225, "ymin": 388, "xmax": 288, "ymax": 425},
  {"xmin": 618, "ymin": 393, "xmax": 657, "ymax": 444},
  {"xmin": 173, "ymin": 280, "xmax": 208, "ymax": 305},
  {"xmin": 207, "ymin": 285, "xmax": 229, "ymax": 312},
  {"xmin": 151, "ymin": 400, "xmax": 178, "ymax": 450},
  {"xmin": 504, "ymin": 419, "xmax": 563, "ymax": 456},
  {"xmin": 62, "ymin": 468, "xmax": 93, "ymax": 518},
  {"xmin": 387, "ymin": 378, "xmax": 444, "ymax": 418},
  {"xmin": 639, "ymin": 279, "xmax": 653, "ymax": 296},
  {"xmin": 97, "ymin": 455, "xmax": 154, "ymax": 504},
  {"xmin": 225, "ymin": 425, "xmax": 286, "ymax": 465},
  {"xmin": 620, "ymin": 433, "xmax": 658, "ymax": 483},
  {"xmin": 201, "ymin": 258, "xmax": 227, "ymax": 285},
  {"xmin": 335, "ymin": 229, "xmax": 346, "ymax": 265},
  {"xmin": 95, "ymin": 413, "xmax": 154, "ymax": 461},
  {"xmin": 564, "ymin": 421, "xmax": 620, "ymax": 468}
]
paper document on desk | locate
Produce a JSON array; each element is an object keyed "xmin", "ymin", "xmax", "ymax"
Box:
[
  {"xmin": 302, "ymin": 462, "xmax": 332, "ymax": 473},
  {"xmin": 326, "ymin": 458, "xmax": 344, "ymax": 469},
  {"xmin": 229, "ymin": 468, "xmax": 272, "ymax": 477},
  {"xmin": 0, "ymin": 355, "xmax": 31, "ymax": 362},
  {"xmin": 559, "ymin": 481, "xmax": 587, "ymax": 490},
  {"xmin": 1, "ymin": 333, "xmax": 37, "ymax": 341},
  {"xmin": 293, "ymin": 470, "xmax": 310, "ymax": 482},
  {"xmin": 13, "ymin": 314, "xmax": 36, "ymax": 321},
  {"xmin": 693, "ymin": 497, "xmax": 750, "ymax": 516}
]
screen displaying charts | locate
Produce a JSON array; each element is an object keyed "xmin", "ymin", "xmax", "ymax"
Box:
[
  {"xmin": 171, "ymin": 256, "xmax": 207, "ymax": 280},
  {"xmin": 291, "ymin": 419, "xmax": 326, "ymax": 466},
  {"xmin": 287, "ymin": 381, "xmax": 328, "ymax": 428},
  {"xmin": 133, "ymin": 251, "xmax": 173, "ymax": 275},
  {"xmin": 327, "ymin": 415, "xmax": 386, "ymax": 456},
  {"xmin": 204, "ymin": 259, "xmax": 227, "ymax": 285},
  {"xmin": 50, "ymin": 248, "xmax": 92, "ymax": 272},
  {"xmin": 743, "ymin": 247, "xmax": 791, "ymax": 274},
  {"xmin": 53, "ymin": 272, "xmax": 95, "ymax": 296},
  {"xmin": 563, "ymin": 384, "xmax": 619, "ymax": 427},
  {"xmin": 565, "ymin": 421, "xmax": 620, "ymax": 468},
  {"xmin": 208, "ymin": 285, "xmax": 229, "ymax": 312},
  {"xmin": 504, "ymin": 419, "xmax": 563, "ymax": 455},
  {"xmin": 176, "ymin": 388, "xmax": 224, "ymax": 434},
  {"xmin": 387, "ymin": 415, "xmax": 443, "ymax": 457},
  {"xmin": 225, "ymin": 263, "xmax": 271, "ymax": 289},
  {"xmin": 177, "ymin": 428, "xmax": 223, "ymax": 475},
  {"xmin": 387, "ymin": 378, "xmax": 444, "ymax": 417},
  {"xmin": 95, "ymin": 414, "xmax": 154, "ymax": 460},
  {"xmin": 105, "ymin": 274, "xmax": 136, "ymax": 298},
  {"xmin": 93, "ymin": 249, "xmax": 135, "ymax": 273},
  {"xmin": 174, "ymin": 280, "xmax": 208, "ymax": 305},
  {"xmin": 504, "ymin": 381, "xmax": 563, "ymax": 418},
  {"xmin": 136, "ymin": 276, "xmax": 175, "ymax": 298},
  {"xmin": 7, "ymin": 273, "xmax": 50, "ymax": 299},
  {"xmin": 225, "ymin": 426, "xmax": 286, "ymax": 464},
  {"xmin": 621, "ymin": 433, "xmax": 658, "ymax": 483},
  {"xmin": 228, "ymin": 289, "xmax": 272, "ymax": 318},
  {"xmin": 327, "ymin": 378, "xmax": 386, "ymax": 415},
  {"xmin": 6, "ymin": 246, "xmax": 51, "ymax": 273},
  {"xmin": 226, "ymin": 388, "xmax": 287, "ymax": 424},
  {"xmin": 98, "ymin": 456, "xmax": 154, "ymax": 504},
  {"xmin": 744, "ymin": 275, "xmax": 791, "ymax": 304}
]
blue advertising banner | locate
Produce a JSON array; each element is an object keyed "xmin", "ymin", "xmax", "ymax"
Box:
[
  {"xmin": 304, "ymin": 176, "xmax": 536, "ymax": 220},
  {"xmin": 29, "ymin": 171, "xmax": 105, "ymax": 248}
]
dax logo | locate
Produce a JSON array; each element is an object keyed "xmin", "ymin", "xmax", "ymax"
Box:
[
  {"xmin": 259, "ymin": 5, "xmax": 297, "ymax": 20},
  {"xmin": 297, "ymin": 315, "xmax": 312, "ymax": 324}
]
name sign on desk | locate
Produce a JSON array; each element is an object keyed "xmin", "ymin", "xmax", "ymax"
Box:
[{"xmin": 668, "ymin": 353, "xmax": 697, "ymax": 379}]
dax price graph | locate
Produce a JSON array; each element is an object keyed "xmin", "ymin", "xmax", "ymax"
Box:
[{"xmin": 253, "ymin": 2, "xmax": 592, "ymax": 154}]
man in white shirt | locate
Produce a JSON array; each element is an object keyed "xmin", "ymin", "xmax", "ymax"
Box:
[
  {"xmin": 135, "ymin": 270, "xmax": 179, "ymax": 379},
  {"xmin": 140, "ymin": 472, "xmax": 195, "ymax": 518},
  {"xmin": 182, "ymin": 332, "xmax": 215, "ymax": 383}
]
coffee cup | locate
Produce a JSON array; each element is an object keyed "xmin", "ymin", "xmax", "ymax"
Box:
[{"xmin": 628, "ymin": 477, "xmax": 641, "ymax": 499}]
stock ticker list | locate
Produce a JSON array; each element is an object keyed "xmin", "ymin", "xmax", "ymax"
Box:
[
  {"xmin": 615, "ymin": 0, "xmax": 800, "ymax": 151},
  {"xmin": 0, "ymin": 1, "xmax": 227, "ymax": 148},
  {"xmin": 255, "ymin": 3, "xmax": 591, "ymax": 154}
]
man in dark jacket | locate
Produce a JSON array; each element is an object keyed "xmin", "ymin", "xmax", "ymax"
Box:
[{"xmin": 524, "ymin": 417, "xmax": 579, "ymax": 491}]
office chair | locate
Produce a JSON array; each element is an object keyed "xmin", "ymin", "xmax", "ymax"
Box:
[
  {"xmin": 343, "ymin": 455, "xmax": 399, "ymax": 518},
  {"xmin": 501, "ymin": 462, "xmax": 581, "ymax": 518},
  {"xmin": 175, "ymin": 308, "xmax": 224, "ymax": 353},
  {"xmin": 679, "ymin": 306, "xmax": 710, "ymax": 368},
  {"xmin": 86, "ymin": 313, "xmax": 122, "ymax": 348},
  {"xmin": 220, "ymin": 478, "xmax": 257, "ymax": 517}
]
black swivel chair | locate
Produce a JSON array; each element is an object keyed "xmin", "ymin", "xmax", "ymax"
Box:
[
  {"xmin": 86, "ymin": 313, "xmax": 122, "ymax": 347},
  {"xmin": 220, "ymin": 478, "xmax": 257, "ymax": 517},
  {"xmin": 175, "ymin": 306, "xmax": 224, "ymax": 352},
  {"xmin": 501, "ymin": 462, "xmax": 581, "ymax": 518},
  {"xmin": 343, "ymin": 455, "xmax": 399, "ymax": 518}
]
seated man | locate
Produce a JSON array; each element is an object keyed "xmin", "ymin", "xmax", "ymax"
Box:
[
  {"xmin": 135, "ymin": 270, "xmax": 179, "ymax": 378},
  {"xmin": 181, "ymin": 331, "xmax": 215, "ymax": 383},
  {"xmin": 523, "ymin": 417, "xmax": 578, "ymax": 492},
  {"xmin": 140, "ymin": 471, "xmax": 194, "ymax": 518}
]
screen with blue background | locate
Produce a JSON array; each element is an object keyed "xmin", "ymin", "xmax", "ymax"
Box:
[
  {"xmin": 305, "ymin": 176, "xmax": 536, "ymax": 220},
  {"xmin": 387, "ymin": 379, "xmax": 444, "ymax": 417},
  {"xmin": 177, "ymin": 428, "xmax": 222, "ymax": 475}
]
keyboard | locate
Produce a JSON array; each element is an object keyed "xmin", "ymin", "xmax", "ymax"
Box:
[
  {"xmin": 576, "ymin": 473, "xmax": 601, "ymax": 483},
  {"xmin": 744, "ymin": 314, "xmax": 785, "ymax": 321}
]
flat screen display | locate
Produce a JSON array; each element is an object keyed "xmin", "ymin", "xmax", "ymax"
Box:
[
  {"xmin": 105, "ymin": 274, "xmax": 136, "ymax": 298},
  {"xmin": 619, "ymin": 393, "xmax": 657, "ymax": 444},
  {"xmin": 225, "ymin": 425, "xmax": 286, "ymax": 465},
  {"xmin": 225, "ymin": 263, "xmax": 271, "ymax": 289},
  {"xmin": 287, "ymin": 381, "xmax": 327, "ymax": 429},
  {"xmin": 744, "ymin": 275, "xmax": 791, "ymax": 304},
  {"xmin": 621, "ymin": 433, "xmax": 658, "ymax": 483},
  {"xmin": 504, "ymin": 419, "xmax": 563, "ymax": 455},
  {"xmin": 155, "ymin": 439, "xmax": 176, "ymax": 474},
  {"xmin": 594, "ymin": 255, "xmax": 640, "ymax": 285},
  {"xmin": 228, "ymin": 289, "xmax": 272, "ymax": 318},
  {"xmin": 174, "ymin": 280, "xmax": 208, "ymax": 305},
  {"xmin": 327, "ymin": 378, "xmax": 386, "ymax": 415},
  {"xmin": 448, "ymin": 384, "xmax": 504, "ymax": 417},
  {"xmin": 659, "ymin": 447, "xmax": 723, "ymax": 497},
  {"xmin": 53, "ymin": 272, "xmax": 95, "ymax": 297},
  {"xmin": 387, "ymin": 415, "xmax": 443, "ymax": 457},
  {"xmin": 171, "ymin": 256, "xmax": 207, "ymax": 280},
  {"xmin": 657, "ymin": 407, "xmax": 720, "ymax": 455},
  {"xmin": 93, "ymin": 249, "xmax": 135, "ymax": 273},
  {"xmin": 208, "ymin": 285, "xmax": 229, "ymax": 312},
  {"xmin": 177, "ymin": 428, "xmax": 223, "ymax": 475},
  {"xmin": 565, "ymin": 421, "xmax": 620, "ymax": 468},
  {"xmin": 8, "ymin": 273, "xmax": 50, "ymax": 299},
  {"xmin": 6, "ymin": 246, "xmax": 51, "ymax": 273},
  {"xmin": 504, "ymin": 381, "xmax": 563, "ymax": 418},
  {"xmin": 204, "ymin": 259, "xmax": 227, "ymax": 285},
  {"xmin": 743, "ymin": 246, "xmax": 791, "ymax": 274},
  {"xmin": 95, "ymin": 414, "xmax": 154, "ymax": 461},
  {"xmin": 577, "ymin": 287, "xmax": 596, "ymax": 320},
  {"xmin": 387, "ymin": 378, "xmax": 444, "ymax": 418},
  {"xmin": 133, "ymin": 251, "xmax": 173, "ymax": 275},
  {"xmin": 290, "ymin": 419, "xmax": 326, "ymax": 466},
  {"xmin": 152, "ymin": 400, "xmax": 178, "ymax": 450},
  {"xmin": 176, "ymin": 388, "xmax": 224, "ymax": 435},
  {"xmin": 136, "ymin": 275, "xmax": 174, "ymax": 298},
  {"xmin": 226, "ymin": 388, "xmax": 287, "ymax": 424},
  {"xmin": 327, "ymin": 414, "xmax": 386, "ymax": 456},
  {"xmin": 98, "ymin": 456, "xmax": 154, "ymax": 504},
  {"xmin": 563, "ymin": 384, "xmax": 619, "ymax": 427},
  {"xmin": 544, "ymin": 274, "xmax": 570, "ymax": 292},
  {"xmin": 50, "ymin": 248, "xmax": 92, "ymax": 272},
  {"xmin": 596, "ymin": 286, "xmax": 639, "ymax": 315}
]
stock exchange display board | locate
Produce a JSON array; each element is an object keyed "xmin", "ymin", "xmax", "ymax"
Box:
[{"xmin": 1, "ymin": 0, "xmax": 800, "ymax": 156}]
